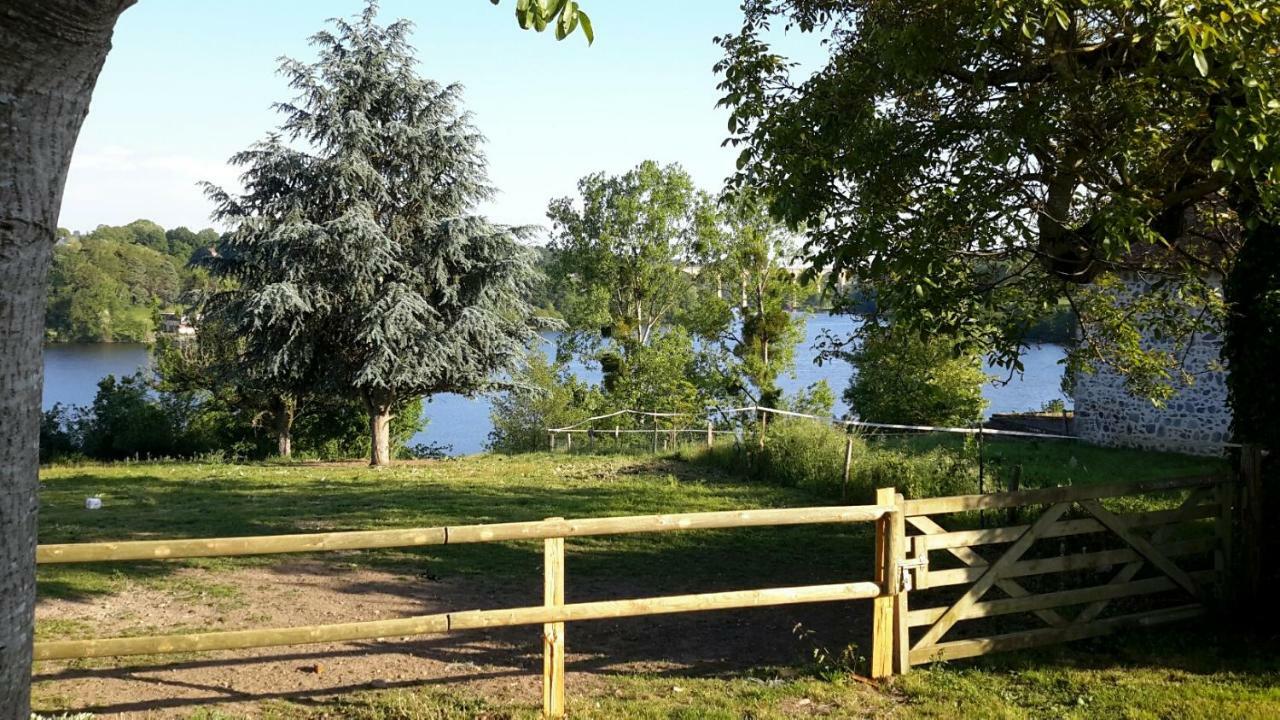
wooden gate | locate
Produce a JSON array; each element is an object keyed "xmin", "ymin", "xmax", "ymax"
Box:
[{"xmin": 880, "ymin": 476, "xmax": 1231, "ymax": 669}]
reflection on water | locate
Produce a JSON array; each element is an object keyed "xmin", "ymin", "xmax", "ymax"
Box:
[{"xmin": 43, "ymin": 314, "xmax": 1069, "ymax": 456}]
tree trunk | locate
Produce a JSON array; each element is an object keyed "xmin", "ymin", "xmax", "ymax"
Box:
[
  {"xmin": 370, "ymin": 410, "xmax": 393, "ymax": 466},
  {"xmin": 1, "ymin": 2, "xmax": 134, "ymax": 716},
  {"xmin": 1222, "ymin": 211, "xmax": 1280, "ymax": 615},
  {"xmin": 275, "ymin": 406, "xmax": 293, "ymax": 459}
]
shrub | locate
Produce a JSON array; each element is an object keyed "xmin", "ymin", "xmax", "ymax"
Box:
[
  {"xmin": 757, "ymin": 420, "xmax": 858, "ymax": 492},
  {"xmin": 489, "ymin": 351, "xmax": 602, "ymax": 453},
  {"xmin": 844, "ymin": 325, "xmax": 989, "ymax": 426}
]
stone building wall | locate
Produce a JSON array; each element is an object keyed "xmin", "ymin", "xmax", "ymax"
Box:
[{"xmin": 1074, "ymin": 279, "xmax": 1233, "ymax": 457}]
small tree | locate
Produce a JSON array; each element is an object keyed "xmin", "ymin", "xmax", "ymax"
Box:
[
  {"xmin": 688, "ymin": 191, "xmax": 806, "ymax": 417},
  {"xmin": 204, "ymin": 2, "xmax": 542, "ymax": 465},
  {"xmin": 547, "ymin": 160, "xmax": 711, "ymax": 354},
  {"xmin": 844, "ymin": 325, "xmax": 988, "ymax": 427}
]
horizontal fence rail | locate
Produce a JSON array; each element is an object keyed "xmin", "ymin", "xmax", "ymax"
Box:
[
  {"xmin": 35, "ymin": 582, "xmax": 882, "ymax": 661},
  {"xmin": 37, "ymin": 505, "xmax": 887, "ymax": 564}
]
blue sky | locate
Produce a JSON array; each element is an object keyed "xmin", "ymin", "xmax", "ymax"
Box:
[{"xmin": 60, "ymin": 0, "xmax": 824, "ymax": 238}]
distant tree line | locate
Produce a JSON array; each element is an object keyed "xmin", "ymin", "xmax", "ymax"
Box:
[{"xmin": 46, "ymin": 220, "xmax": 220, "ymax": 343}]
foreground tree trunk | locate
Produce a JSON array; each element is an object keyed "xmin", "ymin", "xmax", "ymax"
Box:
[{"xmin": 1, "ymin": 2, "xmax": 134, "ymax": 716}]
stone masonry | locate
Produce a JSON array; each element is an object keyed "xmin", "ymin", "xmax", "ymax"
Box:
[{"xmin": 1074, "ymin": 278, "xmax": 1233, "ymax": 457}]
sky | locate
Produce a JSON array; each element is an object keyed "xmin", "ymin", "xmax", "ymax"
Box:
[{"xmin": 60, "ymin": 0, "xmax": 826, "ymax": 240}]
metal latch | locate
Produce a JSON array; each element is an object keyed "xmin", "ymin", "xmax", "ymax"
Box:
[{"xmin": 899, "ymin": 555, "xmax": 928, "ymax": 592}]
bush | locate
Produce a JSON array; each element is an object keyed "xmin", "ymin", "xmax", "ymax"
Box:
[
  {"xmin": 758, "ymin": 420, "xmax": 856, "ymax": 492},
  {"xmin": 844, "ymin": 325, "xmax": 988, "ymax": 426},
  {"xmin": 489, "ymin": 352, "xmax": 602, "ymax": 453}
]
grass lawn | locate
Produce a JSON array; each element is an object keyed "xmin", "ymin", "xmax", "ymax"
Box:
[{"xmin": 33, "ymin": 448, "xmax": 1279, "ymax": 719}]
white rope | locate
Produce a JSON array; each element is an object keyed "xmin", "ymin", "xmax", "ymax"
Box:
[{"xmin": 552, "ymin": 405, "xmax": 1078, "ymax": 441}]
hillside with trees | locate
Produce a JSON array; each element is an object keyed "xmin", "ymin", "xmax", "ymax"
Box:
[{"xmin": 45, "ymin": 221, "xmax": 219, "ymax": 343}]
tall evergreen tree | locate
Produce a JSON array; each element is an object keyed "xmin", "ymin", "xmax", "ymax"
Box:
[{"xmin": 202, "ymin": 1, "xmax": 543, "ymax": 465}]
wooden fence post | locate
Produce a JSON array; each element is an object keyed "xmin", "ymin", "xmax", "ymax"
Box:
[
  {"xmin": 871, "ymin": 486, "xmax": 902, "ymax": 679},
  {"xmin": 707, "ymin": 421, "xmax": 715, "ymax": 447},
  {"xmin": 565, "ymin": 432, "xmax": 572, "ymax": 452},
  {"xmin": 549, "ymin": 432, "xmax": 556, "ymax": 452},
  {"xmin": 543, "ymin": 520, "xmax": 566, "ymax": 719},
  {"xmin": 652, "ymin": 420, "xmax": 659, "ymax": 453}
]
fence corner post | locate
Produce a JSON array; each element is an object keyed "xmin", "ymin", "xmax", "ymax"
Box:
[
  {"xmin": 707, "ymin": 421, "xmax": 714, "ymax": 448},
  {"xmin": 543, "ymin": 518, "xmax": 566, "ymax": 718},
  {"xmin": 871, "ymin": 486, "xmax": 902, "ymax": 679}
]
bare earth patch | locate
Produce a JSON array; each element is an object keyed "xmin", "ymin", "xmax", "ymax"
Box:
[{"xmin": 33, "ymin": 559, "xmax": 869, "ymax": 718}]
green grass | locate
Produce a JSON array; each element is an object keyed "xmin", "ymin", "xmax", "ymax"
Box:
[{"xmin": 34, "ymin": 448, "xmax": 1274, "ymax": 719}]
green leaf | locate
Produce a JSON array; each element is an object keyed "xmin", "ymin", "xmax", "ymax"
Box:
[
  {"xmin": 578, "ymin": 10, "xmax": 594, "ymax": 45},
  {"xmin": 1193, "ymin": 49, "xmax": 1209, "ymax": 76},
  {"xmin": 1054, "ymin": 7, "xmax": 1070, "ymax": 30}
]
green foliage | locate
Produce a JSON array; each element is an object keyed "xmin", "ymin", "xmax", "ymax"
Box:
[
  {"xmin": 491, "ymin": 0, "xmax": 594, "ymax": 44},
  {"xmin": 77, "ymin": 374, "xmax": 181, "ymax": 460},
  {"xmin": 547, "ymin": 160, "xmax": 709, "ymax": 355},
  {"xmin": 755, "ymin": 420, "xmax": 852, "ymax": 492},
  {"xmin": 688, "ymin": 190, "xmax": 808, "ymax": 409},
  {"xmin": 715, "ymin": 0, "xmax": 1280, "ymax": 403},
  {"xmin": 45, "ymin": 221, "xmax": 218, "ymax": 342},
  {"xmin": 202, "ymin": 2, "xmax": 543, "ymax": 461},
  {"xmin": 786, "ymin": 380, "xmax": 834, "ymax": 417},
  {"xmin": 844, "ymin": 325, "xmax": 989, "ymax": 426},
  {"xmin": 606, "ymin": 329, "xmax": 703, "ymax": 416},
  {"xmin": 488, "ymin": 351, "xmax": 601, "ymax": 453}
]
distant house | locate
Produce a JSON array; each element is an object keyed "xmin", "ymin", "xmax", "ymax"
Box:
[
  {"xmin": 158, "ymin": 312, "xmax": 196, "ymax": 337},
  {"xmin": 1073, "ymin": 275, "xmax": 1232, "ymax": 457}
]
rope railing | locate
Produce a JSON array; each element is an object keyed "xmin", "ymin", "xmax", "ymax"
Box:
[{"xmin": 547, "ymin": 404, "xmax": 1079, "ymax": 445}]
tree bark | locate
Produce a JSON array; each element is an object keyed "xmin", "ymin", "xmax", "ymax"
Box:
[
  {"xmin": 370, "ymin": 409, "xmax": 393, "ymax": 466},
  {"xmin": 1, "ymin": 2, "xmax": 134, "ymax": 716},
  {"xmin": 274, "ymin": 402, "xmax": 294, "ymax": 459}
]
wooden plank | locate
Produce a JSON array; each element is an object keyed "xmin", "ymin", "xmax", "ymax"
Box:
[
  {"xmin": 906, "ymin": 571, "xmax": 1218, "ymax": 627},
  {"xmin": 870, "ymin": 488, "xmax": 896, "ymax": 679},
  {"xmin": 907, "ymin": 515, "xmax": 1068, "ymax": 628},
  {"xmin": 543, "ymin": 526, "xmax": 566, "ymax": 719},
  {"xmin": 446, "ymin": 505, "xmax": 888, "ymax": 545},
  {"xmin": 909, "ymin": 604, "xmax": 1205, "ymax": 665},
  {"xmin": 37, "ymin": 527, "xmax": 450, "ymax": 564},
  {"xmin": 40, "ymin": 504, "xmax": 889, "ymax": 564},
  {"xmin": 37, "ymin": 581, "xmax": 883, "ymax": 661},
  {"xmin": 892, "ymin": 492, "xmax": 910, "ymax": 675},
  {"xmin": 923, "ymin": 504, "xmax": 1219, "ymax": 550},
  {"xmin": 446, "ymin": 582, "xmax": 884, "ymax": 630},
  {"xmin": 1077, "ymin": 500, "xmax": 1202, "ymax": 599},
  {"xmin": 1073, "ymin": 491, "xmax": 1205, "ymax": 623},
  {"xmin": 903, "ymin": 476, "xmax": 1222, "ymax": 516},
  {"xmin": 924, "ymin": 538, "xmax": 1216, "ymax": 587},
  {"xmin": 913, "ymin": 503, "xmax": 1072, "ymax": 652}
]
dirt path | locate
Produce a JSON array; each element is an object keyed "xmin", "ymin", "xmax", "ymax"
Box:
[{"xmin": 33, "ymin": 559, "xmax": 870, "ymax": 717}]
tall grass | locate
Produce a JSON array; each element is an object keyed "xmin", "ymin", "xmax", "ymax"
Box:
[{"xmin": 680, "ymin": 420, "xmax": 982, "ymax": 502}]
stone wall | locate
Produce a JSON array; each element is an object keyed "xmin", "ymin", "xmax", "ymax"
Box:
[{"xmin": 1074, "ymin": 279, "xmax": 1232, "ymax": 457}]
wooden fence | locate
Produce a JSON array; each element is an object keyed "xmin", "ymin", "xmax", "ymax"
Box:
[
  {"xmin": 35, "ymin": 503, "xmax": 890, "ymax": 719},
  {"xmin": 34, "ymin": 475, "xmax": 1231, "ymax": 717},
  {"xmin": 887, "ymin": 475, "xmax": 1232, "ymax": 668}
]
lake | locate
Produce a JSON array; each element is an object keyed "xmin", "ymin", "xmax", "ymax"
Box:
[{"xmin": 43, "ymin": 314, "xmax": 1070, "ymax": 455}]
